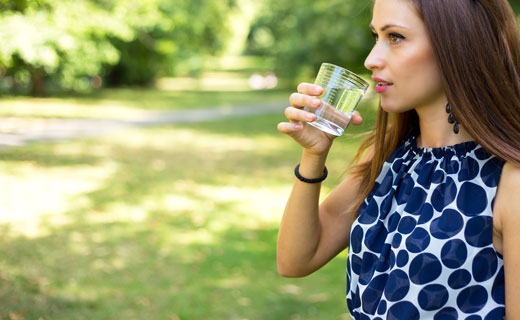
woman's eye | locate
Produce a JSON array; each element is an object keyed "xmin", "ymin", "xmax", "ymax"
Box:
[
  {"xmin": 371, "ymin": 32, "xmax": 379, "ymax": 42},
  {"xmin": 388, "ymin": 33, "xmax": 405, "ymax": 44}
]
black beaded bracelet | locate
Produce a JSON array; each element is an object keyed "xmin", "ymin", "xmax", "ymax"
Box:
[{"xmin": 294, "ymin": 164, "xmax": 328, "ymax": 183}]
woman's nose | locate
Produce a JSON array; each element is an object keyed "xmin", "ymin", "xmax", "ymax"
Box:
[{"xmin": 364, "ymin": 45, "xmax": 385, "ymax": 71}]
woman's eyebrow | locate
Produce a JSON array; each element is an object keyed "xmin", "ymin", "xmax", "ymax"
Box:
[{"xmin": 370, "ymin": 23, "xmax": 410, "ymax": 31}]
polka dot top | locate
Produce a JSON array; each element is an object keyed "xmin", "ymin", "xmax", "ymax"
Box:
[{"xmin": 346, "ymin": 136, "xmax": 505, "ymax": 320}]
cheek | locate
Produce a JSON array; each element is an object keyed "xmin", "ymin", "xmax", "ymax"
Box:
[{"xmin": 397, "ymin": 47, "xmax": 444, "ymax": 103}]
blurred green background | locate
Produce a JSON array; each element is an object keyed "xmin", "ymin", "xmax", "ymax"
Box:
[{"xmin": 0, "ymin": 0, "xmax": 519, "ymax": 319}]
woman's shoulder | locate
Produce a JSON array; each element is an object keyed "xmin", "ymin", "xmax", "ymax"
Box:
[
  {"xmin": 494, "ymin": 162, "xmax": 520, "ymax": 232},
  {"xmin": 497, "ymin": 162, "xmax": 520, "ymax": 192}
]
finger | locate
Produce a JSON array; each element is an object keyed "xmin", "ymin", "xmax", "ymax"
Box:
[
  {"xmin": 284, "ymin": 106, "xmax": 317, "ymax": 122},
  {"xmin": 350, "ymin": 111, "xmax": 364, "ymax": 126},
  {"xmin": 296, "ymin": 83, "xmax": 323, "ymax": 96},
  {"xmin": 289, "ymin": 92, "xmax": 322, "ymax": 109},
  {"xmin": 277, "ymin": 121, "xmax": 303, "ymax": 134}
]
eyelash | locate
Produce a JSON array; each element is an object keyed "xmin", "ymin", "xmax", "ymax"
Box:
[{"xmin": 371, "ymin": 32, "xmax": 405, "ymax": 44}]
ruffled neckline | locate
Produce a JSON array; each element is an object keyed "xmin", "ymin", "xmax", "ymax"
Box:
[{"xmin": 407, "ymin": 136, "xmax": 479, "ymax": 158}]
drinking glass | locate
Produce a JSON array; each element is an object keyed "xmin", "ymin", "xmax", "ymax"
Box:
[{"xmin": 305, "ymin": 63, "xmax": 369, "ymax": 136}]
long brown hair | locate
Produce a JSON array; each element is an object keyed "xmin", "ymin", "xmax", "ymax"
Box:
[{"xmin": 349, "ymin": 0, "xmax": 520, "ymax": 215}]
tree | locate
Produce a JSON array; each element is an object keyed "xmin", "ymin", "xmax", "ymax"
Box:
[
  {"xmin": 246, "ymin": 0, "xmax": 373, "ymax": 82},
  {"xmin": 0, "ymin": 0, "xmax": 236, "ymax": 95}
]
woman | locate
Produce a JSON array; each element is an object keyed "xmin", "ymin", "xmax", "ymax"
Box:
[{"xmin": 277, "ymin": 0, "xmax": 520, "ymax": 318}]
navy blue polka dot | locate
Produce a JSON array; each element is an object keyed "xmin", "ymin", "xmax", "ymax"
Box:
[
  {"xmin": 380, "ymin": 194, "xmax": 394, "ymax": 219},
  {"xmin": 441, "ymin": 239, "xmax": 468, "ymax": 269},
  {"xmin": 442, "ymin": 157, "xmax": 460, "ymax": 174},
  {"xmin": 474, "ymin": 147, "xmax": 491, "ymax": 160},
  {"xmin": 384, "ymin": 269, "xmax": 410, "ymax": 301},
  {"xmin": 391, "ymin": 233, "xmax": 402, "ymax": 249},
  {"xmin": 350, "ymin": 225, "xmax": 364, "ymax": 254},
  {"xmin": 387, "ymin": 212, "xmax": 401, "ymax": 233},
  {"xmin": 481, "ymin": 157, "xmax": 504, "ymax": 188},
  {"xmin": 418, "ymin": 284, "xmax": 449, "ymax": 311},
  {"xmin": 473, "ymin": 248, "xmax": 498, "ymax": 282},
  {"xmin": 347, "ymin": 298, "xmax": 354, "ymax": 314},
  {"xmin": 447, "ymin": 158, "xmax": 460, "ymax": 173},
  {"xmin": 362, "ymin": 274, "xmax": 388, "ymax": 314},
  {"xmin": 395, "ymin": 174, "xmax": 415, "ymax": 205},
  {"xmin": 448, "ymin": 269, "xmax": 472, "ymax": 289},
  {"xmin": 416, "ymin": 162, "xmax": 437, "ymax": 188},
  {"xmin": 431, "ymin": 177, "xmax": 457, "ymax": 212},
  {"xmin": 375, "ymin": 170, "xmax": 394, "ymax": 197},
  {"xmin": 366, "ymin": 182, "xmax": 380, "ymax": 199},
  {"xmin": 417, "ymin": 203, "xmax": 434, "ymax": 224},
  {"xmin": 434, "ymin": 307, "xmax": 458, "ymax": 320},
  {"xmin": 404, "ymin": 187, "xmax": 428, "ymax": 215},
  {"xmin": 377, "ymin": 300, "xmax": 387, "ymax": 315},
  {"xmin": 388, "ymin": 250, "xmax": 396, "ymax": 269},
  {"xmin": 353, "ymin": 288, "xmax": 361, "ymax": 308},
  {"xmin": 457, "ymin": 285, "xmax": 488, "ymax": 313},
  {"xmin": 376, "ymin": 244, "xmax": 392, "ymax": 272},
  {"xmin": 351, "ymin": 254, "xmax": 362, "ymax": 275},
  {"xmin": 458, "ymin": 156, "xmax": 480, "ymax": 181},
  {"xmin": 359, "ymin": 252, "xmax": 378, "ymax": 285},
  {"xmin": 410, "ymin": 253, "xmax": 442, "ymax": 284},
  {"xmin": 392, "ymin": 158, "xmax": 404, "ymax": 173},
  {"xmin": 492, "ymin": 266, "xmax": 505, "ymax": 304},
  {"xmin": 396, "ymin": 250, "xmax": 409, "ymax": 267},
  {"xmin": 359, "ymin": 313, "xmax": 371, "ymax": 320},
  {"xmin": 431, "ymin": 209, "xmax": 464, "ymax": 239},
  {"xmin": 398, "ymin": 216, "xmax": 417, "ymax": 234},
  {"xmin": 388, "ymin": 301, "xmax": 419, "ymax": 320},
  {"xmin": 364, "ymin": 221, "xmax": 388, "ymax": 253},
  {"xmin": 385, "ymin": 147, "xmax": 400, "ymax": 163},
  {"xmin": 465, "ymin": 216, "xmax": 493, "ymax": 248},
  {"xmin": 457, "ymin": 182, "xmax": 488, "ymax": 216},
  {"xmin": 484, "ymin": 307, "xmax": 505, "ymax": 320},
  {"xmin": 405, "ymin": 227, "xmax": 431, "ymax": 253},
  {"xmin": 359, "ymin": 200, "xmax": 379, "ymax": 225},
  {"xmin": 465, "ymin": 316, "xmax": 482, "ymax": 320},
  {"xmin": 432, "ymin": 170, "xmax": 445, "ymax": 184}
]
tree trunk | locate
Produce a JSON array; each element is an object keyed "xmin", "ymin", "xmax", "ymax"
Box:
[{"xmin": 31, "ymin": 68, "xmax": 45, "ymax": 97}]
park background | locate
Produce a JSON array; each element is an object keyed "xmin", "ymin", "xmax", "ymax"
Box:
[{"xmin": 0, "ymin": 0, "xmax": 519, "ymax": 319}]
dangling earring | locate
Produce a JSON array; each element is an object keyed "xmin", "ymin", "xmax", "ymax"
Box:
[{"xmin": 446, "ymin": 103, "xmax": 459, "ymax": 134}]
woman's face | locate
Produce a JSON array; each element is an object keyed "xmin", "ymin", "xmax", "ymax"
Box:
[{"xmin": 365, "ymin": 0, "xmax": 446, "ymax": 113}]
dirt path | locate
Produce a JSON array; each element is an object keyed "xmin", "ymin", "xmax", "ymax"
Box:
[{"xmin": 0, "ymin": 102, "xmax": 285, "ymax": 148}]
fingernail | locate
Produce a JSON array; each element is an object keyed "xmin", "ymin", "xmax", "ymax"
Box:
[
  {"xmin": 306, "ymin": 114, "xmax": 315, "ymax": 121},
  {"xmin": 315, "ymin": 86, "xmax": 323, "ymax": 94},
  {"xmin": 313, "ymin": 99, "xmax": 321, "ymax": 107}
]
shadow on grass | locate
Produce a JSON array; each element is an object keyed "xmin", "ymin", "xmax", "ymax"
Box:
[
  {"xmin": 0, "ymin": 109, "xmax": 363, "ymax": 319},
  {"xmin": 0, "ymin": 207, "xmax": 348, "ymax": 319}
]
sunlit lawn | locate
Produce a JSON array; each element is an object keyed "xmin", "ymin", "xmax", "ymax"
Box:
[
  {"xmin": 0, "ymin": 79, "xmax": 377, "ymax": 319},
  {"xmin": 0, "ymin": 72, "xmax": 289, "ymax": 120}
]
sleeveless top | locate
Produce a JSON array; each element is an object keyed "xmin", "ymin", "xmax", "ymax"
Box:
[{"xmin": 346, "ymin": 136, "xmax": 506, "ymax": 320}]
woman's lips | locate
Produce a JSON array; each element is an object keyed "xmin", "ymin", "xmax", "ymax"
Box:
[
  {"xmin": 372, "ymin": 77, "xmax": 393, "ymax": 94},
  {"xmin": 375, "ymin": 84, "xmax": 392, "ymax": 93}
]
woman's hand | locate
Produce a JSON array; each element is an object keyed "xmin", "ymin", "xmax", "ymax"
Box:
[{"xmin": 277, "ymin": 83, "xmax": 363, "ymax": 156}]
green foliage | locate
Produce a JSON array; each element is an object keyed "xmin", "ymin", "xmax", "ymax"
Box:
[
  {"xmin": 0, "ymin": 0, "xmax": 236, "ymax": 94},
  {"xmin": 247, "ymin": 0, "xmax": 373, "ymax": 81}
]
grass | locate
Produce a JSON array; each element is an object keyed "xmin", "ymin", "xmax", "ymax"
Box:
[
  {"xmin": 0, "ymin": 72, "xmax": 290, "ymax": 120},
  {"xmin": 0, "ymin": 68, "xmax": 378, "ymax": 319}
]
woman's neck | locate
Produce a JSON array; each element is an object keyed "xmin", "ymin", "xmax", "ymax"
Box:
[{"xmin": 415, "ymin": 103, "xmax": 474, "ymax": 148}]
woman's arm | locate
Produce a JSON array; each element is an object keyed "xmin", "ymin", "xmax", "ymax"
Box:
[
  {"xmin": 276, "ymin": 82, "xmax": 367, "ymax": 278},
  {"xmin": 277, "ymin": 158, "xmax": 359, "ymax": 277},
  {"xmin": 276, "ymin": 146, "xmax": 371, "ymax": 278},
  {"xmin": 494, "ymin": 162, "xmax": 520, "ymax": 318}
]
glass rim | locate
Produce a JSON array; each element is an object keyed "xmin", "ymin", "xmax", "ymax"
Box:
[{"xmin": 320, "ymin": 62, "xmax": 369, "ymax": 90}]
